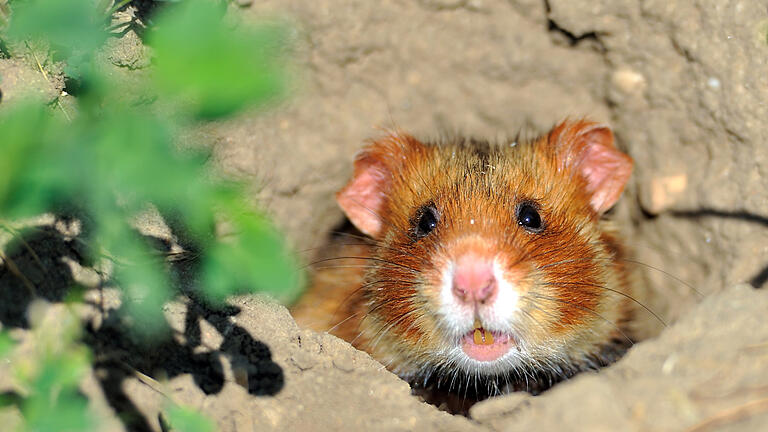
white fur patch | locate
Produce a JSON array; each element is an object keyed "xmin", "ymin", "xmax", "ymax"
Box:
[
  {"xmin": 437, "ymin": 256, "xmax": 521, "ymax": 341},
  {"xmin": 484, "ymin": 258, "xmax": 520, "ymax": 328}
]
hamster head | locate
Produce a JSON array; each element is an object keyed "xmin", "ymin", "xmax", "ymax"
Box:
[{"xmin": 337, "ymin": 120, "xmax": 634, "ymax": 386}]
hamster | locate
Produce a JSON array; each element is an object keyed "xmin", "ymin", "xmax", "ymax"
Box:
[{"xmin": 291, "ymin": 120, "xmax": 637, "ymax": 410}]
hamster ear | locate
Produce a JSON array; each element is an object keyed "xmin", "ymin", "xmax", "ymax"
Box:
[
  {"xmin": 551, "ymin": 121, "xmax": 634, "ymax": 214},
  {"xmin": 336, "ymin": 132, "xmax": 422, "ymax": 238}
]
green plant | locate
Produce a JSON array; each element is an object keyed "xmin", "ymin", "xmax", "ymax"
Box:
[
  {"xmin": 164, "ymin": 405, "xmax": 215, "ymax": 432},
  {"xmin": 0, "ymin": 0, "xmax": 301, "ymax": 429},
  {"xmin": 2, "ymin": 308, "xmax": 93, "ymax": 432},
  {"xmin": 1, "ymin": 0, "xmax": 300, "ymax": 318}
]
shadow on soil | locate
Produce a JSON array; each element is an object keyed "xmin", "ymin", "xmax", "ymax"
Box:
[
  {"xmin": 0, "ymin": 218, "xmax": 284, "ymax": 432},
  {"xmin": 670, "ymin": 208, "xmax": 768, "ymax": 289}
]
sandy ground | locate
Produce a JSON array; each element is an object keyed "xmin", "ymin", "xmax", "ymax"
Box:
[{"xmin": 1, "ymin": 0, "xmax": 767, "ymax": 431}]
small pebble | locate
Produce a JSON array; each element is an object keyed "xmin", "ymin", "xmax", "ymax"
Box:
[
  {"xmin": 612, "ymin": 68, "xmax": 646, "ymax": 94},
  {"xmin": 642, "ymin": 173, "xmax": 687, "ymax": 214},
  {"xmin": 332, "ymin": 356, "xmax": 355, "ymax": 372},
  {"xmin": 290, "ymin": 351, "xmax": 316, "ymax": 371}
]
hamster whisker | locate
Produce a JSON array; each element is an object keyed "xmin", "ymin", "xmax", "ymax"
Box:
[
  {"xmin": 619, "ymin": 258, "xmax": 703, "ymax": 298},
  {"xmin": 542, "ymin": 280, "xmax": 667, "ymax": 327},
  {"xmin": 518, "ymin": 304, "xmax": 556, "ymax": 335},
  {"xmin": 368, "ymin": 309, "xmax": 422, "ymax": 353},
  {"xmin": 525, "ymin": 293, "xmax": 634, "ymax": 346},
  {"xmin": 305, "ymin": 256, "xmax": 421, "ymax": 274},
  {"xmin": 328, "ymin": 278, "xmax": 417, "ymax": 328},
  {"xmin": 357, "ymin": 292, "xmax": 419, "ymax": 331},
  {"xmin": 328, "ymin": 230, "xmax": 378, "ymax": 244},
  {"xmin": 524, "ymin": 301, "xmax": 608, "ymax": 344},
  {"xmin": 309, "ymin": 264, "xmax": 385, "ymax": 271},
  {"xmin": 326, "ymin": 312, "xmax": 361, "ymax": 334},
  {"xmin": 537, "ymin": 256, "xmax": 701, "ymax": 298},
  {"xmin": 328, "ymin": 232, "xmax": 436, "ymax": 267}
]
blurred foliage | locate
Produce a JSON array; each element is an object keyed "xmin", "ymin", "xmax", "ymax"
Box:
[
  {"xmin": 1, "ymin": 0, "xmax": 300, "ymax": 318},
  {"xmin": 7, "ymin": 0, "xmax": 105, "ymax": 76},
  {"xmin": 164, "ymin": 405, "xmax": 215, "ymax": 432},
  {"xmin": 0, "ymin": 2, "xmax": 9, "ymax": 32},
  {"xmin": 0, "ymin": 0, "xmax": 300, "ymax": 429},
  {"xmin": 1, "ymin": 307, "xmax": 93, "ymax": 432},
  {"xmin": 0, "ymin": 330, "xmax": 14, "ymax": 356},
  {"xmin": 149, "ymin": 0, "xmax": 287, "ymax": 118}
]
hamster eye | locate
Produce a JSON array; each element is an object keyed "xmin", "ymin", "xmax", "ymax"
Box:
[
  {"xmin": 517, "ymin": 202, "xmax": 543, "ymax": 232},
  {"xmin": 413, "ymin": 204, "xmax": 439, "ymax": 239}
]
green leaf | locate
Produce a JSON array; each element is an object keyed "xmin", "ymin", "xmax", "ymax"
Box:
[
  {"xmin": 202, "ymin": 207, "xmax": 301, "ymax": 304},
  {"xmin": 0, "ymin": 2, "xmax": 10, "ymax": 31},
  {"xmin": 0, "ymin": 0, "xmax": 301, "ymax": 340},
  {"xmin": 20, "ymin": 333, "xmax": 93, "ymax": 432},
  {"xmin": 86, "ymin": 107, "xmax": 216, "ymax": 232},
  {"xmin": 0, "ymin": 331, "xmax": 14, "ymax": 358},
  {"xmin": 164, "ymin": 405, "xmax": 215, "ymax": 432},
  {"xmin": 97, "ymin": 212, "xmax": 172, "ymax": 338},
  {"xmin": 0, "ymin": 103, "xmax": 73, "ymax": 218},
  {"xmin": 148, "ymin": 0, "xmax": 289, "ymax": 118},
  {"xmin": 6, "ymin": 0, "xmax": 106, "ymax": 71}
]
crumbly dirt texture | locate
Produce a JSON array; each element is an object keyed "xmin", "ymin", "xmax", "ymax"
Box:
[{"xmin": 1, "ymin": 1, "xmax": 767, "ymax": 431}]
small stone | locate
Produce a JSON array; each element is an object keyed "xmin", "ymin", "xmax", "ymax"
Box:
[
  {"xmin": 612, "ymin": 68, "xmax": 646, "ymax": 94},
  {"xmin": 290, "ymin": 351, "xmax": 316, "ymax": 371},
  {"xmin": 235, "ymin": 0, "xmax": 253, "ymax": 7},
  {"xmin": 661, "ymin": 354, "xmax": 677, "ymax": 375},
  {"xmin": 332, "ymin": 355, "xmax": 355, "ymax": 372},
  {"xmin": 641, "ymin": 174, "xmax": 688, "ymax": 214}
]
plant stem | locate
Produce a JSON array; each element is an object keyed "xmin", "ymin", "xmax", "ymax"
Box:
[
  {"xmin": 25, "ymin": 41, "xmax": 71, "ymax": 122},
  {"xmin": 108, "ymin": 0, "xmax": 134, "ymax": 17}
]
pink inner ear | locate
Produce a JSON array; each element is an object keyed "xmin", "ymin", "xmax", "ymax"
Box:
[
  {"xmin": 336, "ymin": 160, "xmax": 388, "ymax": 238},
  {"xmin": 574, "ymin": 126, "xmax": 633, "ymax": 213},
  {"xmin": 581, "ymin": 140, "xmax": 633, "ymax": 213}
]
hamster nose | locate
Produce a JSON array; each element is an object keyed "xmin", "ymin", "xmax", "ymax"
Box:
[{"xmin": 452, "ymin": 254, "xmax": 497, "ymax": 305}]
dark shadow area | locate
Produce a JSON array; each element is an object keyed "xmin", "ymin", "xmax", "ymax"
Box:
[
  {"xmin": 83, "ymin": 297, "xmax": 283, "ymax": 431},
  {"xmin": 546, "ymin": 20, "xmax": 601, "ymax": 48},
  {"xmin": 0, "ymin": 225, "xmax": 83, "ymax": 328},
  {"xmin": 0, "ymin": 217, "xmax": 284, "ymax": 432},
  {"xmin": 543, "ymin": 0, "xmax": 605, "ymax": 51},
  {"xmin": 670, "ymin": 209, "xmax": 768, "ymax": 227},
  {"xmin": 62, "ymin": 75, "xmax": 85, "ymax": 98},
  {"xmin": 112, "ymin": 0, "xmax": 223, "ymax": 40},
  {"xmin": 750, "ymin": 266, "xmax": 768, "ymax": 292},
  {"xmin": 115, "ymin": 0, "xmax": 164, "ymax": 25},
  {"xmin": 411, "ymin": 336, "xmax": 632, "ymax": 415},
  {"xmin": 670, "ymin": 208, "xmax": 768, "ymax": 289},
  {"xmin": 0, "ymin": 37, "xmax": 10, "ymax": 59}
]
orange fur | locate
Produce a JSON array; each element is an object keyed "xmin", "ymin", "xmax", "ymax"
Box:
[{"xmin": 291, "ymin": 120, "xmax": 637, "ymax": 404}]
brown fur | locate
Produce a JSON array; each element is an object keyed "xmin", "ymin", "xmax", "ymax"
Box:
[{"xmin": 291, "ymin": 120, "xmax": 637, "ymax": 406}]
